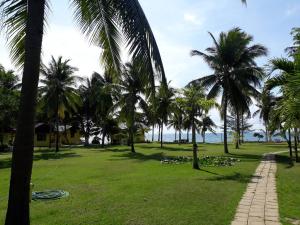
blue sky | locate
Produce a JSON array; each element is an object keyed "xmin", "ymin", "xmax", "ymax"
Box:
[{"xmin": 1, "ymin": 0, "xmax": 300, "ymax": 131}]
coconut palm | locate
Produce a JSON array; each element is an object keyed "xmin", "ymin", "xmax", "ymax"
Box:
[
  {"xmin": 179, "ymin": 85, "xmax": 216, "ymax": 169},
  {"xmin": 253, "ymin": 89, "xmax": 276, "ymax": 142},
  {"xmin": 114, "ymin": 61, "xmax": 149, "ymax": 153},
  {"xmin": 190, "ymin": 28, "xmax": 267, "ymax": 153},
  {"xmin": 201, "ymin": 116, "xmax": 216, "ymax": 144},
  {"xmin": 0, "ymin": 0, "xmax": 167, "ymax": 222},
  {"xmin": 39, "ymin": 56, "xmax": 81, "ymax": 152},
  {"xmin": 157, "ymin": 82, "xmax": 176, "ymax": 148}
]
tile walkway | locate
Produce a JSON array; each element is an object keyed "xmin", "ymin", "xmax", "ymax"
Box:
[{"xmin": 231, "ymin": 154, "xmax": 281, "ymax": 225}]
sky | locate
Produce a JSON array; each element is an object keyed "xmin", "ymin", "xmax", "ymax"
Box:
[{"xmin": 1, "ymin": 0, "xmax": 300, "ymax": 132}]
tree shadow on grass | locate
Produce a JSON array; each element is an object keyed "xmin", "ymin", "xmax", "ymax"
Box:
[
  {"xmin": 275, "ymin": 154, "xmax": 295, "ymax": 169},
  {"xmin": 33, "ymin": 152, "xmax": 81, "ymax": 161},
  {"xmin": 110, "ymin": 152, "xmax": 165, "ymax": 162},
  {"xmin": 201, "ymin": 172, "xmax": 255, "ymax": 183}
]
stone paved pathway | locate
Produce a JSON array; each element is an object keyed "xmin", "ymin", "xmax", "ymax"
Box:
[{"xmin": 231, "ymin": 154, "xmax": 281, "ymax": 225}]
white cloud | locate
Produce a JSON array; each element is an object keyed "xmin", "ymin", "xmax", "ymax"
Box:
[
  {"xmin": 42, "ymin": 25, "xmax": 103, "ymax": 78},
  {"xmin": 183, "ymin": 12, "xmax": 204, "ymax": 26}
]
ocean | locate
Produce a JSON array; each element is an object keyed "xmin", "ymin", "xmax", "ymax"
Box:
[{"xmin": 145, "ymin": 132, "xmax": 284, "ymax": 143}]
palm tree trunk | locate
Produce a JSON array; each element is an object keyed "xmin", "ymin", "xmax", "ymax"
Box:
[
  {"xmin": 235, "ymin": 111, "xmax": 240, "ymax": 149},
  {"xmin": 5, "ymin": 1, "xmax": 46, "ymax": 224},
  {"xmin": 223, "ymin": 94, "xmax": 229, "ymax": 154},
  {"xmin": 130, "ymin": 128, "xmax": 135, "ymax": 153},
  {"xmin": 175, "ymin": 130, "xmax": 177, "ymax": 142},
  {"xmin": 179, "ymin": 126, "xmax": 181, "ymax": 145},
  {"xmin": 192, "ymin": 117, "xmax": 199, "ymax": 169},
  {"xmin": 294, "ymin": 128, "xmax": 299, "ymax": 162},
  {"xmin": 240, "ymin": 113, "xmax": 243, "ymax": 145},
  {"xmin": 158, "ymin": 123, "xmax": 160, "ymax": 142},
  {"xmin": 202, "ymin": 132, "xmax": 205, "ymax": 144},
  {"xmin": 265, "ymin": 124, "xmax": 269, "ymax": 143},
  {"xmin": 160, "ymin": 123, "xmax": 163, "ymax": 148},
  {"xmin": 288, "ymin": 129, "xmax": 294, "ymax": 165},
  {"xmin": 187, "ymin": 129, "xmax": 189, "ymax": 143},
  {"xmin": 101, "ymin": 131, "xmax": 106, "ymax": 148},
  {"xmin": 152, "ymin": 124, "xmax": 155, "ymax": 142},
  {"xmin": 55, "ymin": 105, "xmax": 59, "ymax": 153}
]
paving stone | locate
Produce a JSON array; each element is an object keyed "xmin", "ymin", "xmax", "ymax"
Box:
[{"xmin": 231, "ymin": 153, "xmax": 282, "ymax": 225}]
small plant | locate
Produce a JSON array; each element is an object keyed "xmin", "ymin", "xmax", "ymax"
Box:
[{"xmin": 253, "ymin": 132, "xmax": 264, "ymax": 142}]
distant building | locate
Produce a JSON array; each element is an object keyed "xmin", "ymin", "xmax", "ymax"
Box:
[{"xmin": 34, "ymin": 123, "xmax": 81, "ymax": 147}]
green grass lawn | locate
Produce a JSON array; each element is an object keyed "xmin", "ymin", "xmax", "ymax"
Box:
[
  {"xmin": 276, "ymin": 153, "xmax": 300, "ymax": 225},
  {"xmin": 0, "ymin": 142, "xmax": 293, "ymax": 225}
]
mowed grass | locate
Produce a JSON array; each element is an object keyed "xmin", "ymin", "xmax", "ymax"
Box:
[
  {"xmin": 0, "ymin": 143, "xmax": 289, "ymax": 225},
  {"xmin": 276, "ymin": 153, "xmax": 300, "ymax": 225}
]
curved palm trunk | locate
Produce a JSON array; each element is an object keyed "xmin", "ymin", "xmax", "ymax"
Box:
[
  {"xmin": 5, "ymin": 1, "xmax": 46, "ymax": 224},
  {"xmin": 223, "ymin": 94, "xmax": 229, "ymax": 154},
  {"xmin": 202, "ymin": 132, "xmax": 206, "ymax": 144},
  {"xmin": 294, "ymin": 128, "xmax": 299, "ymax": 162},
  {"xmin": 192, "ymin": 117, "xmax": 199, "ymax": 169},
  {"xmin": 160, "ymin": 123, "xmax": 163, "ymax": 148}
]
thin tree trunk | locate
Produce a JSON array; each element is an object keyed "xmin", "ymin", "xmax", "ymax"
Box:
[
  {"xmin": 152, "ymin": 124, "xmax": 154, "ymax": 142},
  {"xmin": 288, "ymin": 129, "xmax": 294, "ymax": 165},
  {"xmin": 175, "ymin": 130, "xmax": 177, "ymax": 142},
  {"xmin": 55, "ymin": 105, "xmax": 59, "ymax": 153},
  {"xmin": 158, "ymin": 123, "xmax": 160, "ymax": 142},
  {"xmin": 223, "ymin": 94, "xmax": 229, "ymax": 154},
  {"xmin": 179, "ymin": 126, "xmax": 181, "ymax": 145},
  {"xmin": 160, "ymin": 123, "xmax": 163, "ymax": 148},
  {"xmin": 240, "ymin": 113, "xmax": 243, "ymax": 144},
  {"xmin": 5, "ymin": 1, "xmax": 46, "ymax": 224},
  {"xmin": 294, "ymin": 128, "xmax": 299, "ymax": 162},
  {"xmin": 101, "ymin": 131, "xmax": 106, "ymax": 148},
  {"xmin": 187, "ymin": 129, "xmax": 189, "ymax": 143},
  {"xmin": 192, "ymin": 116, "xmax": 199, "ymax": 169},
  {"xmin": 235, "ymin": 111, "xmax": 240, "ymax": 149},
  {"xmin": 265, "ymin": 124, "xmax": 269, "ymax": 143},
  {"xmin": 202, "ymin": 132, "xmax": 205, "ymax": 144},
  {"xmin": 130, "ymin": 127, "xmax": 135, "ymax": 153}
]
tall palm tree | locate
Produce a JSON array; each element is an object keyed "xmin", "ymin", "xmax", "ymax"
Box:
[
  {"xmin": 1, "ymin": 0, "xmax": 166, "ymax": 223},
  {"xmin": 39, "ymin": 56, "xmax": 81, "ymax": 152},
  {"xmin": 114, "ymin": 61, "xmax": 149, "ymax": 153},
  {"xmin": 157, "ymin": 82, "xmax": 175, "ymax": 148},
  {"xmin": 253, "ymin": 89, "xmax": 276, "ymax": 142},
  {"xmin": 190, "ymin": 28, "xmax": 267, "ymax": 153},
  {"xmin": 179, "ymin": 85, "xmax": 216, "ymax": 169}
]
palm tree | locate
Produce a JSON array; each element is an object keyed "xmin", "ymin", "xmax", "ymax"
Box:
[
  {"xmin": 1, "ymin": 0, "xmax": 166, "ymax": 222},
  {"xmin": 190, "ymin": 28, "xmax": 267, "ymax": 153},
  {"xmin": 157, "ymin": 82, "xmax": 175, "ymax": 148},
  {"xmin": 253, "ymin": 89, "xmax": 276, "ymax": 142},
  {"xmin": 179, "ymin": 86, "xmax": 216, "ymax": 169},
  {"xmin": 114, "ymin": 61, "xmax": 149, "ymax": 153},
  {"xmin": 201, "ymin": 116, "xmax": 216, "ymax": 144},
  {"xmin": 39, "ymin": 56, "xmax": 81, "ymax": 152}
]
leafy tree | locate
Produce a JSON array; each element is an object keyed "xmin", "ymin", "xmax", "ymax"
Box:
[
  {"xmin": 39, "ymin": 56, "xmax": 81, "ymax": 152},
  {"xmin": 201, "ymin": 116, "xmax": 216, "ymax": 144},
  {"xmin": 113, "ymin": 61, "xmax": 149, "ymax": 153},
  {"xmin": 190, "ymin": 28, "xmax": 267, "ymax": 153},
  {"xmin": 179, "ymin": 85, "xmax": 216, "ymax": 169},
  {"xmin": 253, "ymin": 132, "xmax": 264, "ymax": 142},
  {"xmin": 157, "ymin": 82, "xmax": 175, "ymax": 148},
  {"xmin": 0, "ymin": 65, "xmax": 20, "ymax": 147}
]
